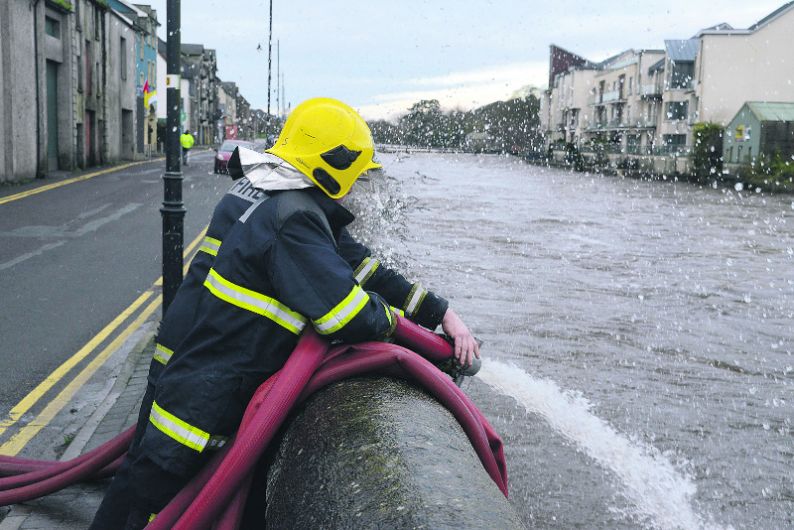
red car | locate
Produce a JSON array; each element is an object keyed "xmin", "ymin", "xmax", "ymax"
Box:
[{"xmin": 214, "ymin": 140, "xmax": 255, "ymax": 174}]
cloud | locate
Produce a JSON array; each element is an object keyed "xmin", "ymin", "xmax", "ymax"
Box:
[
  {"xmin": 358, "ymin": 61, "xmax": 547, "ymax": 120},
  {"xmin": 409, "ymin": 61, "xmax": 548, "ymax": 87}
]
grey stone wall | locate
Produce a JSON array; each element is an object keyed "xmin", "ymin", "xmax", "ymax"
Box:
[{"xmin": 0, "ymin": 1, "xmax": 39, "ymax": 182}]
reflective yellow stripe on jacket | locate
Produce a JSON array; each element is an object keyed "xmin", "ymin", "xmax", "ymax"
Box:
[
  {"xmin": 153, "ymin": 343, "xmax": 174, "ymax": 366},
  {"xmin": 198, "ymin": 236, "xmax": 221, "ymax": 257},
  {"xmin": 354, "ymin": 257, "xmax": 380, "ymax": 287},
  {"xmin": 203, "ymin": 268, "xmax": 307, "ymax": 335},
  {"xmin": 403, "ymin": 283, "xmax": 427, "ymax": 318},
  {"xmin": 313, "ymin": 285, "xmax": 369, "ymax": 335},
  {"xmin": 150, "ymin": 401, "xmax": 210, "ymax": 452}
]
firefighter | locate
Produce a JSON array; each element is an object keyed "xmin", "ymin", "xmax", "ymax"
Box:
[{"xmin": 90, "ymin": 97, "xmax": 479, "ymax": 529}]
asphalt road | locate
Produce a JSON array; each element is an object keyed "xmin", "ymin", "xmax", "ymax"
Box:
[{"xmin": 0, "ymin": 150, "xmax": 233, "ymax": 414}]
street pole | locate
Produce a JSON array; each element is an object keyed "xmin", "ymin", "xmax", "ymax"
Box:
[
  {"xmin": 266, "ymin": 0, "xmax": 273, "ymax": 138},
  {"xmin": 161, "ymin": 0, "xmax": 184, "ymax": 314},
  {"xmin": 276, "ymin": 39, "xmax": 280, "ymax": 123}
]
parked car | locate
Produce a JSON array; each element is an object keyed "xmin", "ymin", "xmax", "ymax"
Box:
[{"xmin": 214, "ymin": 140, "xmax": 255, "ymax": 174}]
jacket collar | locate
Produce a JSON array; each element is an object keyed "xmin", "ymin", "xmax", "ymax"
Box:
[{"xmin": 305, "ymin": 187, "xmax": 355, "ymax": 231}]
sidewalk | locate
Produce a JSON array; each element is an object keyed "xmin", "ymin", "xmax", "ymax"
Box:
[{"xmin": 0, "ymin": 333, "xmax": 155, "ymax": 529}]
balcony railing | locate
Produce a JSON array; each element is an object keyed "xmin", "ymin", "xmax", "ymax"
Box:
[
  {"xmin": 586, "ymin": 118, "xmax": 658, "ymax": 130},
  {"xmin": 602, "ymin": 90, "xmax": 621, "ymax": 103},
  {"xmin": 639, "ymin": 84, "xmax": 662, "ymax": 98},
  {"xmin": 573, "ymin": 144, "xmax": 692, "ymax": 156}
]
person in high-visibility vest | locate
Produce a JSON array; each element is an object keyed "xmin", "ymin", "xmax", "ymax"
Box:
[
  {"xmin": 179, "ymin": 130, "xmax": 195, "ymax": 165},
  {"xmin": 90, "ymin": 98, "xmax": 480, "ymax": 529}
]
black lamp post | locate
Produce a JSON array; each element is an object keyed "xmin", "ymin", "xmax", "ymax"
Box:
[{"xmin": 161, "ymin": 0, "xmax": 184, "ymax": 313}]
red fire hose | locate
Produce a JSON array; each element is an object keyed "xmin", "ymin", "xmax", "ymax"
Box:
[{"xmin": 0, "ymin": 316, "xmax": 507, "ymax": 529}]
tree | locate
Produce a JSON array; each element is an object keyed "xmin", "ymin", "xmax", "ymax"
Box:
[
  {"xmin": 691, "ymin": 122, "xmax": 724, "ymax": 183},
  {"xmin": 399, "ymin": 99, "xmax": 443, "ymax": 147},
  {"xmin": 366, "ymin": 95, "xmax": 543, "ymax": 153}
]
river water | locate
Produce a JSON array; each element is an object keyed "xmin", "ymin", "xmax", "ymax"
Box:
[{"xmin": 348, "ymin": 152, "xmax": 793, "ymax": 530}]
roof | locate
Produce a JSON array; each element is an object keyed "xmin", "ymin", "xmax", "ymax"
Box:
[
  {"xmin": 695, "ymin": 22, "xmax": 733, "ymax": 35},
  {"xmin": 744, "ymin": 101, "xmax": 794, "ymax": 122},
  {"xmin": 664, "ymin": 39, "xmax": 698, "ymax": 62},
  {"xmin": 648, "ymin": 57, "xmax": 665, "ymax": 74},
  {"xmin": 696, "ymin": 2, "xmax": 794, "ymax": 36},
  {"xmin": 749, "ymin": 1, "xmax": 794, "ymax": 30},
  {"xmin": 181, "ymin": 43, "xmax": 205, "ymax": 56}
]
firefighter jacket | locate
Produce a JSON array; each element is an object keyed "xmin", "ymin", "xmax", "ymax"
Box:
[
  {"xmin": 152, "ymin": 180, "xmax": 448, "ymax": 383},
  {"xmin": 141, "ymin": 187, "xmax": 448, "ymax": 475},
  {"xmin": 150, "ymin": 177, "xmax": 264, "ymax": 382}
]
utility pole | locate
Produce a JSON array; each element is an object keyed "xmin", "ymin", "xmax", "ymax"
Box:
[
  {"xmin": 161, "ymin": 0, "xmax": 184, "ymax": 313},
  {"xmin": 276, "ymin": 39, "xmax": 280, "ymax": 124},
  {"xmin": 265, "ymin": 0, "xmax": 273, "ymax": 139}
]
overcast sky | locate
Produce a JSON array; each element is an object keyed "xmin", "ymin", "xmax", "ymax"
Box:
[{"xmin": 142, "ymin": 0, "xmax": 784, "ymax": 120}]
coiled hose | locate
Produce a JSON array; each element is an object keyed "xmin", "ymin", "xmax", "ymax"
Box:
[{"xmin": 0, "ymin": 316, "xmax": 506, "ymax": 529}]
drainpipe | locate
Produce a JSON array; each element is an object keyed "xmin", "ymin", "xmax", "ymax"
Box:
[{"xmin": 30, "ymin": 0, "xmax": 43, "ymax": 178}]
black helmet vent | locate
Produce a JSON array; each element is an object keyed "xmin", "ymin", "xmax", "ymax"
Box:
[
  {"xmin": 321, "ymin": 145, "xmax": 361, "ymax": 170},
  {"xmin": 312, "ymin": 168, "xmax": 341, "ymax": 195}
]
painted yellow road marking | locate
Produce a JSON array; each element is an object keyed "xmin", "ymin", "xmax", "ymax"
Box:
[
  {"xmin": 0, "ymin": 160, "xmax": 158, "ymax": 206},
  {"xmin": 0, "ymin": 226, "xmax": 207, "ymax": 442},
  {"xmin": 0, "ymin": 291, "xmax": 153, "ymax": 439},
  {"xmin": 0, "ymin": 297, "xmax": 162, "ymax": 456}
]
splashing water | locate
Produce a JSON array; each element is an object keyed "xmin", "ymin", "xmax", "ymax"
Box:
[{"xmin": 477, "ymin": 359, "xmax": 730, "ymax": 530}]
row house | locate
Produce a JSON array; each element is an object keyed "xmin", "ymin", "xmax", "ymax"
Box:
[
  {"xmin": 108, "ymin": 0, "xmax": 160, "ymax": 154},
  {"xmin": 235, "ymin": 93, "xmax": 253, "ymax": 140},
  {"xmin": 181, "ymin": 44, "xmax": 219, "ymax": 145},
  {"xmin": 542, "ymin": 47, "xmax": 664, "ymax": 153},
  {"xmin": 587, "ymin": 49, "xmax": 665, "ymax": 153},
  {"xmin": 218, "ymin": 81, "xmax": 239, "ymax": 139},
  {"xmin": 0, "ymin": 0, "xmax": 149, "ymax": 183},
  {"xmin": 541, "ymin": 2, "xmax": 794, "ymax": 156},
  {"xmin": 155, "ymin": 37, "xmax": 192, "ymax": 146}
]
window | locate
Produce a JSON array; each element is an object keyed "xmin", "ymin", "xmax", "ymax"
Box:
[
  {"xmin": 628, "ymin": 77, "xmax": 633, "ymax": 95},
  {"xmin": 45, "ymin": 16, "xmax": 60, "ymax": 38},
  {"xmin": 663, "ymin": 134, "xmax": 687, "ymax": 152},
  {"xmin": 85, "ymin": 41, "xmax": 92, "ymax": 95},
  {"xmin": 670, "ymin": 61, "xmax": 694, "ymax": 89},
  {"xmin": 665, "ymin": 101, "xmax": 688, "ymax": 121},
  {"xmin": 120, "ymin": 37, "xmax": 127, "ymax": 80},
  {"xmin": 77, "ymin": 45, "xmax": 83, "ymax": 92},
  {"xmin": 627, "ymin": 134, "xmax": 640, "ymax": 153}
]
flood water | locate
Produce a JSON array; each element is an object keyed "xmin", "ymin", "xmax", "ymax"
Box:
[{"xmin": 348, "ymin": 152, "xmax": 793, "ymax": 530}]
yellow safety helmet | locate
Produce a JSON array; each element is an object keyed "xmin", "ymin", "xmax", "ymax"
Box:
[{"xmin": 266, "ymin": 97, "xmax": 381, "ymax": 199}]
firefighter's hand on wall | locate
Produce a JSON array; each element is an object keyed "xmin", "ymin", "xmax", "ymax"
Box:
[{"xmin": 441, "ymin": 308, "xmax": 480, "ymax": 368}]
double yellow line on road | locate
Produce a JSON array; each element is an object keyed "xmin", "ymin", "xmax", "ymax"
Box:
[
  {"xmin": 0, "ymin": 227, "xmax": 207, "ymax": 456},
  {"xmin": 0, "ymin": 160, "xmax": 158, "ymax": 206}
]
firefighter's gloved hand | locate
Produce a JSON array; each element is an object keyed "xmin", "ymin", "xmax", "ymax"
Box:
[{"xmin": 441, "ymin": 308, "xmax": 480, "ymax": 368}]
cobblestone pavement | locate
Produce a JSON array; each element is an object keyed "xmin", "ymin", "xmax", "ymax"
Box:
[{"xmin": 0, "ymin": 337, "xmax": 153, "ymax": 530}]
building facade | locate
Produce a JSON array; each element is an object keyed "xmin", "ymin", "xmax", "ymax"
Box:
[
  {"xmin": 542, "ymin": 2, "xmax": 794, "ymax": 157},
  {"xmin": 217, "ymin": 81, "xmax": 238, "ymax": 140},
  {"xmin": 181, "ymin": 44, "xmax": 219, "ymax": 144},
  {"xmin": 108, "ymin": 0, "xmax": 159, "ymax": 154},
  {"xmin": 0, "ymin": 0, "xmax": 139, "ymax": 183}
]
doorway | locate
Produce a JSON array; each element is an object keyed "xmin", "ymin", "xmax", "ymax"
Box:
[{"xmin": 46, "ymin": 60, "xmax": 59, "ymax": 171}]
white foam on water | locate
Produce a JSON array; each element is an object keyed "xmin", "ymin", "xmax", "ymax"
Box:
[{"xmin": 477, "ymin": 359, "xmax": 730, "ymax": 530}]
